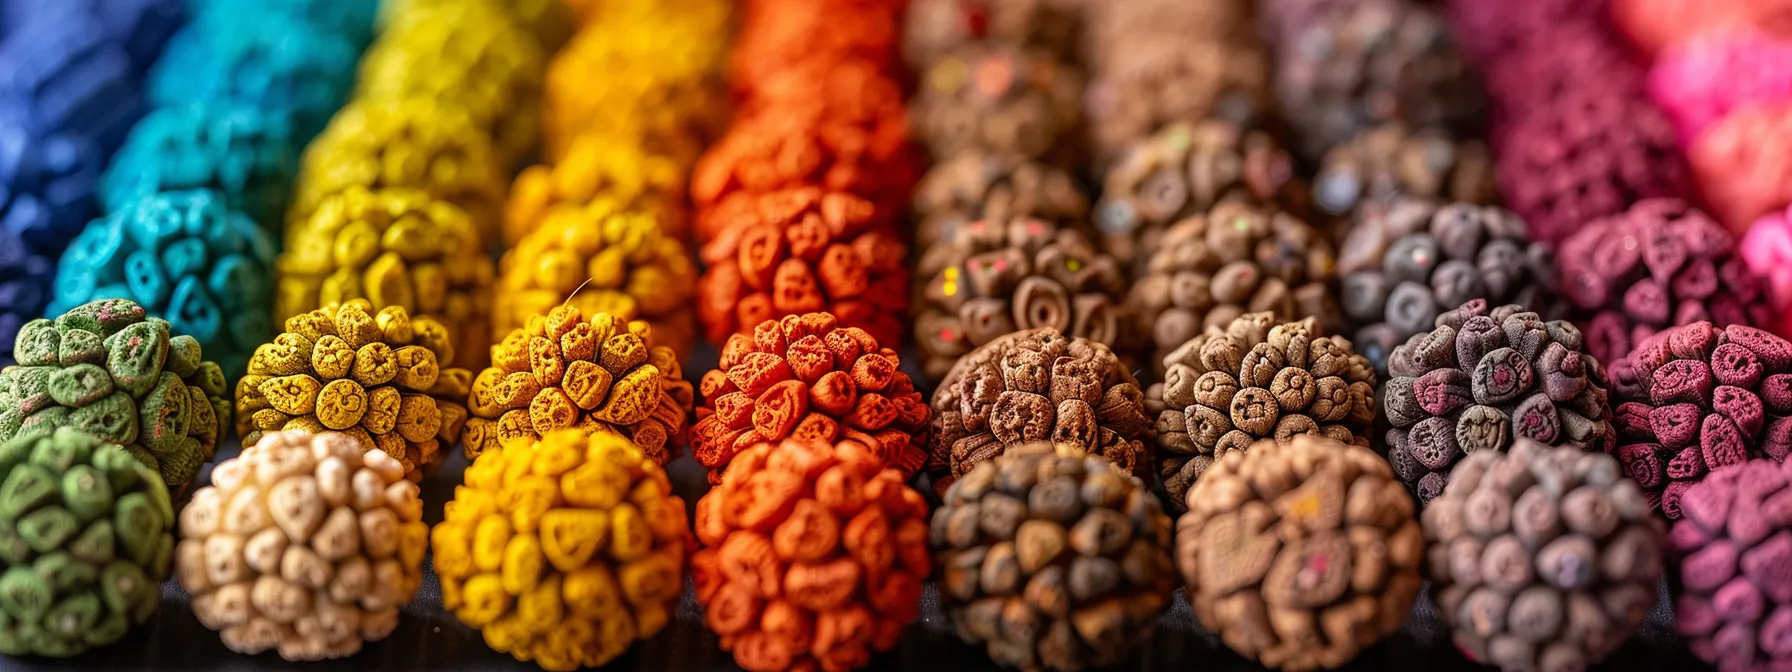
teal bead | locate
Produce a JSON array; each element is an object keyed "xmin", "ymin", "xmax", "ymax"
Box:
[
  {"xmin": 147, "ymin": 23, "xmax": 358, "ymax": 141},
  {"xmin": 100, "ymin": 102, "xmax": 296, "ymax": 227}
]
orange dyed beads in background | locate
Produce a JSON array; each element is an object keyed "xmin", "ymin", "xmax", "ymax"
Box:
[{"xmin": 692, "ymin": 438, "xmax": 931, "ymax": 672}]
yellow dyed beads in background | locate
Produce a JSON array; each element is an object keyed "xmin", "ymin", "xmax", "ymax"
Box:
[
  {"xmin": 380, "ymin": 0, "xmax": 572, "ymax": 53},
  {"xmin": 431, "ymin": 429, "xmax": 691, "ymax": 671},
  {"xmin": 494, "ymin": 204, "xmax": 696, "ymax": 356},
  {"xmin": 235, "ymin": 300, "xmax": 473, "ymax": 481},
  {"xmin": 278, "ymin": 187, "xmax": 495, "ymax": 369},
  {"xmin": 289, "ymin": 100, "xmax": 506, "ymax": 242},
  {"xmin": 357, "ymin": 0, "xmax": 547, "ymax": 168},
  {"xmin": 505, "ymin": 131, "xmax": 690, "ymax": 245},
  {"xmin": 464, "ymin": 305, "xmax": 692, "ymax": 466}
]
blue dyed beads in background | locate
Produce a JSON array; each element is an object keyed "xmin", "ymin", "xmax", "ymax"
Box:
[
  {"xmin": 52, "ymin": 189, "xmax": 274, "ymax": 377},
  {"xmin": 102, "ymin": 102, "xmax": 296, "ymax": 227},
  {"xmin": 149, "ymin": 19, "xmax": 361, "ymax": 141}
]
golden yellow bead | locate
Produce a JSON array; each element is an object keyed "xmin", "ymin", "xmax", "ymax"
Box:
[{"xmin": 505, "ymin": 132, "xmax": 690, "ymax": 245}]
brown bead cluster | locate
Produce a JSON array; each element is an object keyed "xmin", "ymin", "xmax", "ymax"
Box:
[
  {"xmin": 1125, "ymin": 202, "xmax": 1343, "ymax": 372},
  {"xmin": 692, "ymin": 313, "xmax": 930, "ymax": 484},
  {"xmin": 1176, "ymin": 434, "xmax": 1424, "ymax": 671},
  {"xmin": 1261, "ymin": 0, "xmax": 1486, "ymax": 163},
  {"xmin": 1422, "ymin": 439, "xmax": 1664, "ymax": 672},
  {"xmin": 930, "ymin": 328, "xmax": 1153, "ymax": 493},
  {"xmin": 1147, "ymin": 313, "xmax": 1377, "ymax": 509},
  {"xmin": 1095, "ymin": 120, "xmax": 1308, "ymax": 267},
  {"xmin": 276, "ymin": 187, "xmax": 495, "ymax": 370},
  {"xmin": 1385, "ymin": 301, "xmax": 1614, "ymax": 504},
  {"xmin": 493, "ymin": 205, "xmax": 697, "ymax": 357},
  {"xmin": 912, "ymin": 44, "xmax": 1085, "ymax": 166},
  {"xmin": 1313, "ymin": 123, "xmax": 1497, "ymax": 220},
  {"xmin": 931, "ymin": 441, "xmax": 1177, "ymax": 672},
  {"xmin": 915, "ymin": 218, "xmax": 1127, "ymax": 382},
  {"xmin": 463, "ymin": 305, "xmax": 693, "ymax": 466},
  {"xmin": 234, "ymin": 301, "xmax": 473, "ymax": 481},
  {"xmin": 355, "ymin": 0, "xmax": 547, "ymax": 169},
  {"xmin": 692, "ymin": 438, "xmax": 931, "ymax": 672},
  {"xmin": 912, "ymin": 150, "xmax": 1090, "ymax": 250},
  {"xmin": 697, "ymin": 188, "xmax": 910, "ymax": 348},
  {"xmin": 1081, "ymin": 0, "xmax": 1272, "ymax": 168},
  {"xmin": 1337, "ymin": 199, "xmax": 1557, "ymax": 375},
  {"xmin": 902, "ymin": 0, "xmax": 1084, "ymax": 67},
  {"xmin": 177, "ymin": 430, "xmax": 428, "ymax": 661}
]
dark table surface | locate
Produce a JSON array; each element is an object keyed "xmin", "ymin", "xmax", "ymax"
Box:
[{"xmin": 0, "ymin": 344, "xmax": 1716, "ymax": 672}]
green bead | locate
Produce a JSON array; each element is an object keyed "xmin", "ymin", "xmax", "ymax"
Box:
[
  {"xmin": 138, "ymin": 374, "xmax": 190, "ymax": 455},
  {"xmin": 46, "ymin": 364, "xmax": 115, "ymax": 409},
  {"xmin": 54, "ymin": 300, "xmax": 144, "ymax": 339},
  {"xmin": 112, "ymin": 493, "xmax": 161, "ymax": 567},
  {"xmin": 33, "ymin": 553, "xmax": 96, "ymax": 594},
  {"xmin": 165, "ymin": 336, "xmax": 202, "ymax": 379},
  {"xmin": 17, "ymin": 507, "xmax": 80, "ymax": 554},
  {"xmin": 59, "ymin": 466, "xmax": 112, "ymax": 522},
  {"xmin": 0, "ymin": 522, "xmax": 28, "ymax": 567},
  {"xmin": 65, "ymin": 522, "xmax": 114, "ymax": 565},
  {"xmin": 16, "ymin": 409, "xmax": 71, "ymax": 443},
  {"xmin": 99, "ymin": 561, "xmax": 154, "ymax": 623},
  {"xmin": 0, "ymin": 567, "xmax": 53, "ymax": 621},
  {"xmin": 103, "ymin": 322, "xmax": 169, "ymax": 398},
  {"xmin": 41, "ymin": 593, "xmax": 100, "ymax": 641},
  {"xmin": 57, "ymin": 330, "xmax": 106, "ymax": 368},
  {"xmin": 67, "ymin": 394, "xmax": 139, "ymax": 445},
  {"xmin": 152, "ymin": 439, "xmax": 203, "ymax": 495},
  {"xmin": 5, "ymin": 368, "xmax": 55, "ymax": 417},
  {"xmin": 0, "ymin": 466, "xmax": 58, "ymax": 520},
  {"xmin": 28, "ymin": 434, "xmax": 91, "ymax": 476},
  {"xmin": 13, "ymin": 322, "xmax": 60, "ymax": 368}
]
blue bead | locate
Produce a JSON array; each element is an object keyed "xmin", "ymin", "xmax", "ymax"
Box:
[
  {"xmin": 0, "ymin": 10, "xmax": 147, "ymax": 154},
  {"xmin": 101, "ymin": 102, "xmax": 295, "ymax": 228},
  {"xmin": 0, "ymin": 217, "xmax": 51, "ymax": 367},
  {"xmin": 1, "ymin": 0, "xmax": 183, "ymax": 75},
  {"xmin": 147, "ymin": 22, "xmax": 358, "ymax": 141}
]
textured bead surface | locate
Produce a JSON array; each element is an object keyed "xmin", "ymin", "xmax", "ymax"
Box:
[
  {"xmin": 902, "ymin": 0, "xmax": 1083, "ymax": 67},
  {"xmin": 914, "ymin": 219, "xmax": 1127, "ymax": 382},
  {"xmin": 177, "ymin": 430, "xmax": 426, "ymax": 661},
  {"xmin": 464, "ymin": 305, "xmax": 692, "ymax": 467},
  {"xmin": 1610, "ymin": 0, "xmax": 1792, "ymax": 57},
  {"xmin": 1422, "ymin": 440, "xmax": 1663, "ymax": 672},
  {"xmin": 931, "ymin": 441, "xmax": 1176, "ymax": 672},
  {"xmin": 1648, "ymin": 32, "xmax": 1792, "ymax": 144},
  {"xmin": 692, "ymin": 438, "xmax": 929, "ymax": 672},
  {"xmin": 697, "ymin": 188, "xmax": 910, "ymax": 348},
  {"xmin": 1312, "ymin": 123, "xmax": 1495, "ymax": 221},
  {"xmin": 693, "ymin": 313, "xmax": 929, "ymax": 485},
  {"xmin": 1, "ymin": 298, "xmax": 228, "ymax": 492},
  {"xmin": 52, "ymin": 190, "xmax": 277, "ymax": 378},
  {"xmin": 100, "ymin": 103, "xmax": 296, "ymax": 227},
  {"xmin": 912, "ymin": 150, "xmax": 1089, "ymax": 251},
  {"xmin": 1176, "ymin": 434, "xmax": 1422, "ymax": 671},
  {"xmin": 1385, "ymin": 301, "xmax": 1614, "ymax": 504},
  {"xmin": 1337, "ymin": 199, "xmax": 1556, "ymax": 375},
  {"xmin": 0, "ymin": 8, "xmax": 145, "ymax": 153},
  {"xmin": 148, "ymin": 22, "xmax": 360, "ymax": 141},
  {"xmin": 0, "ymin": 427, "xmax": 175, "ymax": 657},
  {"xmin": 0, "ymin": 190, "xmax": 60, "ymax": 368},
  {"xmin": 234, "ymin": 301, "xmax": 471, "ymax": 482},
  {"xmin": 1125, "ymin": 201, "xmax": 1342, "ymax": 373},
  {"xmin": 1688, "ymin": 99, "xmax": 1792, "ymax": 234},
  {"xmin": 505, "ymin": 130, "xmax": 689, "ymax": 246},
  {"xmin": 912, "ymin": 43, "xmax": 1084, "ymax": 164},
  {"xmin": 1095, "ymin": 121, "xmax": 1306, "ymax": 266},
  {"xmin": 0, "ymin": 119, "xmax": 106, "ymax": 258},
  {"xmin": 931, "ymin": 328, "xmax": 1151, "ymax": 493},
  {"xmin": 1739, "ymin": 206, "xmax": 1792, "ymax": 339},
  {"xmin": 494, "ymin": 206, "xmax": 696, "ymax": 357},
  {"xmin": 1667, "ymin": 458, "xmax": 1792, "ymax": 672},
  {"xmin": 691, "ymin": 113, "xmax": 918, "ymax": 236},
  {"xmin": 1147, "ymin": 314, "xmax": 1377, "ymax": 509},
  {"xmin": 433, "ymin": 429, "xmax": 689, "ymax": 671},
  {"xmin": 1555, "ymin": 199, "xmax": 1768, "ymax": 368},
  {"xmin": 277, "ymin": 188, "xmax": 495, "ymax": 370},
  {"xmin": 1608, "ymin": 322, "xmax": 1792, "ymax": 519},
  {"xmin": 289, "ymin": 100, "xmax": 505, "ymax": 242}
]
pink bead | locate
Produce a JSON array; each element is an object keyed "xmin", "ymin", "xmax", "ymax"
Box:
[
  {"xmin": 1690, "ymin": 101, "xmax": 1792, "ymax": 233},
  {"xmin": 1740, "ymin": 207, "xmax": 1792, "ymax": 338},
  {"xmin": 1649, "ymin": 32, "xmax": 1792, "ymax": 144}
]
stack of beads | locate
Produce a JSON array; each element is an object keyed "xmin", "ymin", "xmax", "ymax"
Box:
[
  {"xmin": 50, "ymin": 0, "xmax": 372, "ymax": 380},
  {"xmin": 692, "ymin": 0, "xmax": 917, "ymax": 349},
  {"xmin": 0, "ymin": 2, "xmax": 174, "ymax": 364}
]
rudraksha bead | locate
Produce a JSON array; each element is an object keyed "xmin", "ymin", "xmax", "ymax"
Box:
[
  {"xmin": 177, "ymin": 430, "xmax": 426, "ymax": 661},
  {"xmin": 289, "ymin": 100, "xmax": 505, "ymax": 242},
  {"xmin": 51, "ymin": 190, "xmax": 277, "ymax": 379},
  {"xmin": 930, "ymin": 328, "xmax": 1151, "ymax": 492},
  {"xmin": 693, "ymin": 313, "xmax": 929, "ymax": 484},
  {"xmin": 931, "ymin": 441, "xmax": 1176, "ymax": 672},
  {"xmin": 914, "ymin": 218, "xmax": 1126, "ymax": 383},
  {"xmin": 1147, "ymin": 314, "xmax": 1377, "ymax": 509},
  {"xmin": 1095, "ymin": 120, "xmax": 1305, "ymax": 267},
  {"xmin": 148, "ymin": 22, "xmax": 360, "ymax": 141},
  {"xmin": 697, "ymin": 188, "xmax": 909, "ymax": 348},
  {"xmin": 692, "ymin": 438, "xmax": 930, "ymax": 672},
  {"xmin": 1423, "ymin": 439, "xmax": 1663, "ymax": 672},
  {"xmin": 2, "ymin": 298, "xmax": 228, "ymax": 492},
  {"xmin": 1648, "ymin": 32, "xmax": 1792, "ymax": 144},
  {"xmin": 0, "ymin": 197, "xmax": 55, "ymax": 368},
  {"xmin": 0, "ymin": 118, "xmax": 106, "ymax": 258},
  {"xmin": 1125, "ymin": 202, "xmax": 1342, "ymax": 372},
  {"xmin": 902, "ymin": 0, "xmax": 1082, "ymax": 67},
  {"xmin": 463, "ymin": 306, "xmax": 692, "ymax": 466},
  {"xmin": 1266, "ymin": 0, "xmax": 1485, "ymax": 163},
  {"xmin": 1611, "ymin": 0, "xmax": 1792, "ymax": 58},
  {"xmin": 1385, "ymin": 301, "xmax": 1614, "ymax": 504},
  {"xmin": 505, "ymin": 130, "xmax": 690, "ymax": 246},
  {"xmin": 0, "ymin": 427, "xmax": 175, "ymax": 657},
  {"xmin": 1313, "ymin": 123, "xmax": 1496, "ymax": 220},
  {"xmin": 728, "ymin": 0, "xmax": 901, "ymax": 93},
  {"xmin": 1556, "ymin": 199, "xmax": 1769, "ymax": 367},
  {"xmin": 912, "ymin": 150, "xmax": 1089, "ymax": 250},
  {"xmin": 99, "ymin": 103, "xmax": 296, "ymax": 227},
  {"xmin": 1741, "ymin": 206, "xmax": 1792, "ymax": 339},
  {"xmin": 356, "ymin": 0, "xmax": 545, "ymax": 169},
  {"xmin": 1176, "ymin": 434, "xmax": 1423, "ymax": 671},
  {"xmin": 188, "ymin": 0, "xmax": 376, "ymax": 48},
  {"xmin": 234, "ymin": 300, "xmax": 471, "ymax": 482},
  {"xmin": 0, "ymin": 8, "xmax": 144, "ymax": 153},
  {"xmin": 911, "ymin": 44, "xmax": 1084, "ymax": 164},
  {"xmin": 434, "ymin": 430, "xmax": 689, "ymax": 671},
  {"xmin": 1668, "ymin": 458, "xmax": 1792, "ymax": 672},
  {"xmin": 277, "ymin": 187, "xmax": 495, "ymax": 370},
  {"xmin": 1688, "ymin": 99, "xmax": 1792, "ymax": 234},
  {"xmin": 1493, "ymin": 86, "xmax": 1688, "ymax": 246},
  {"xmin": 1444, "ymin": 0, "xmax": 1608, "ymax": 65},
  {"xmin": 1608, "ymin": 321, "xmax": 1792, "ymax": 519},
  {"xmin": 1337, "ymin": 199, "xmax": 1555, "ymax": 374},
  {"xmin": 494, "ymin": 206, "xmax": 696, "ymax": 356},
  {"xmin": 691, "ymin": 113, "xmax": 917, "ymax": 234},
  {"xmin": 381, "ymin": 0, "xmax": 572, "ymax": 52}
]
